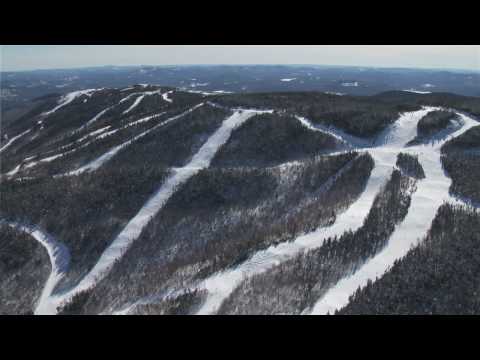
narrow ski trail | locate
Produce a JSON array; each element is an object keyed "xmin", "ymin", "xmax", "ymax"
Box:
[
  {"xmin": 10, "ymin": 110, "xmax": 169, "ymax": 177},
  {"xmin": 41, "ymin": 89, "xmax": 100, "ymax": 116},
  {"xmin": 123, "ymin": 95, "xmax": 146, "ymax": 114},
  {"xmin": 295, "ymin": 115, "xmax": 370, "ymax": 148},
  {"xmin": 63, "ymin": 104, "xmax": 204, "ymax": 176},
  {"xmin": 309, "ymin": 110, "xmax": 479, "ymax": 315},
  {"xmin": 42, "ymin": 108, "xmax": 272, "ymax": 314},
  {"xmin": 0, "ymin": 129, "xmax": 32, "ymax": 154},
  {"xmin": 1, "ymin": 221, "xmax": 70, "ymax": 315}
]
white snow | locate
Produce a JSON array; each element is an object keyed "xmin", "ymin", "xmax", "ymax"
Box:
[
  {"xmin": 374, "ymin": 107, "xmax": 439, "ymax": 148},
  {"xmin": 190, "ymin": 82, "xmax": 209, "ymax": 88},
  {"xmin": 195, "ymin": 152, "xmax": 393, "ymax": 315},
  {"xmin": 281, "ymin": 78, "xmax": 297, "ymax": 82},
  {"xmin": 162, "ymin": 91, "xmax": 173, "ymax": 103},
  {"xmin": 6, "ymin": 110, "xmax": 167, "ymax": 177},
  {"xmin": 341, "ymin": 82, "xmax": 359, "ymax": 87},
  {"xmin": 41, "ymin": 89, "xmax": 99, "ymax": 116},
  {"xmin": 82, "ymin": 106, "xmax": 113, "ymax": 129},
  {"xmin": 48, "ymin": 108, "xmax": 272, "ymax": 313},
  {"xmin": 123, "ymin": 95, "xmax": 146, "ymax": 114},
  {"xmin": 64, "ymin": 106, "xmax": 201, "ymax": 176},
  {"xmin": 295, "ymin": 115, "xmax": 369, "ymax": 148},
  {"xmin": 11, "ymin": 111, "xmax": 168, "ymax": 177},
  {"xmin": 309, "ymin": 110, "xmax": 478, "ymax": 315},
  {"xmin": 402, "ymin": 89, "xmax": 432, "ymax": 94},
  {"xmin": 194, "ymin": 107, "xmax": 438, "ymax": 315},
  {"xmin": 8, "ymin": 97, "xmax": 478, "ymax": 315},
  {"xmin": 6, "ymin": 164, "xmax": 22, "ymax": 177},
  {"xmin": 119, "ymin": 93, "xmax": 139, "ymax": 104},
  {"xmin": 120, "ymin": 89, "xmax": 163, "ymax": 114},
  {"xmin": 2, "ymin": 221, "xmax": 70, "ymax": 315},
  {"xmin": 0, "ymin": 129, "xmax": 31, "ymax": 153},
  {"xmin": 72, "ymin": 126, "xmax": 112, "ymax": 144}
]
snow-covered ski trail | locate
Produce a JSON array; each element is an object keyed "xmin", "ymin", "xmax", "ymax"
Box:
[
  {"xmin": 1, "ymin": 221, "xmax": 70, "ymax": 315},
  {"xmin": 74, "ymin": 106, "xmax": 114, "ymax": 133},
  {"xmin": 44, "ymin": 108, "xmax": 271, "ymax": 313},
  {"xmin": 41, "ymin": 89, "xmax": 100, "ymax": 116},
  {"xmin": 0, "ymin": 129, "xmax": 32, "ymax": 154},
  {"xmin": 113, "ymin": 155, "xmax": 381, "ymax": 315},
  {"xmin": 162, "ymin": 91, "xmax": 173, "ymax": 103},
  {"xmin": 64, "ymin": 104, "xmax": 204, "ymax": 176},
  {"xmin": 309, "ymin": 110, "xmax": 478, "ymax": 315},
  {"xmin": 295, "ymin": 115, "xmax": 370, "ymax": 148},
  {"xmin": 123, "ymin": 95, "xmax": 146, "ymax": 114},
  {"xmin": 194, "ymin": 152, "xmax": 393, "ymax": 315},
  {"xmin": 3, "ymin": 109, "xmax": 170, "ymax": 178},
  {"xmin": 194, "ymin": 107, "xmax": 436, "ymax": 315}
]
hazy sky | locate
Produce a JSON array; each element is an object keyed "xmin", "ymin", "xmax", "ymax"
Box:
[{"xmin": 1, "ymin": 45, "xmax": 479, "ymax": 72}]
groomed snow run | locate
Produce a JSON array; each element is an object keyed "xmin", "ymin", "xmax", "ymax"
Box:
[
  {"xmin": 309, "ymin": 111, "xmax": 478, "ymax": 315},
  {"xmin": 119, "ymin": 89, "xmax": 163, "ymax": 112},
  {"xmin": 64, "ymin": 105, "xmax": 202, "ymax": 176},
  {"xmin": 295, "ymin": 115, "xmax": 369, "ymax": 148},
  {"xmin": 195, "ymin": 152, "xmax": 394, "ymax": 315},
  {"xmin": 79, "ymin": 106, "xmax": 114, "ymax": 130},
  {"xmin": 45, "ymin": 108, "xmax": 272, "ymax": 313},
  {"xmin": 4, "ymin": 110, "xmax": 170, "ymax": 178},
  {"xmin": 0, "ymin": 129, "xmax": 31, "ymax": 153},
  {"xmin": 123, "ymin": 95, "xmax": 146, "ymax": 114},
  {"xmin": 194, "ymin": 107, "xmax": 437, "ymax": 315},
  {"xmin": 402, "ymin": 89, "xmax": 432, "ymax": 94},
  {"xmin": 1, "ymin": 221, "xmax": 70, "ymax": 315},
  {"xmin": 162, "ymin": 91, "xmax": 173, "ymax": 103},
  {"xmin": 41, "ymin": 89, "xmax": 100, "ymax": 116}
]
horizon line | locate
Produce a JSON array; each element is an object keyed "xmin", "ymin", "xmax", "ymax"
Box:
[{"xmin": 2, "ymin": 63, "xmax": 479, "ymax": 74}]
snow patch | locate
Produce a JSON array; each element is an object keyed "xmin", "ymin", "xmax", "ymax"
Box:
[
  {"xmin": 42, "ymin": 89, "xmax": 100, "ymax": 116},
  {"xmin": 0, "ymin": 129, "xmax": 31, "ymax": 153},
  {"xmin": 162, "ymin": 91, "xmax": 173, "ymax": 103},
  {"xmin": 402, "ymin": 89, "xmax": 432, "ymax": 94},
  {"xmin": 123, "ymin": 95, "xmax": 146, "ymax": 114},
  {"xmin": 341, "ymin": 82, "xmax": 358, "ymax": 87}
]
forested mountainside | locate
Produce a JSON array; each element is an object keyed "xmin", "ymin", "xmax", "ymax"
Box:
[
  {"xmin": 1, "ymin": 85, "xmax": 479, "ymax": 315},
  {"xmin": 338, "ymin": 204, "xmax": 480, "ymax": 315}
]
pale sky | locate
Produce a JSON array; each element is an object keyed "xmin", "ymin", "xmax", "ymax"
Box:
[{"xmin": 1, "ymin": 45, "xmax": 479, "ymax": 72}]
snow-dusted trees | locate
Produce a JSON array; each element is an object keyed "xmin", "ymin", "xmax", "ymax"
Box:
[
  {"xmin": 212, "ymin": 92, "xmax": 421, "ymax": 137},
  {"xmin": 0, "ymin": 225, "xmax": 50, "ymax": 314},
  {"xmin": 217, "ymin": 168, "xmax": 417, "ymax": 315},
  {"xmin": 442, "ymin": 153, "xmax": 480, "ymax": 203},
  {"xmin": 338, "ymin": 204, "xmax": 480, "ymax": 315},
  {"xmin": 396, "ymin": 153, "xmax": 425, "ymax": 179}
]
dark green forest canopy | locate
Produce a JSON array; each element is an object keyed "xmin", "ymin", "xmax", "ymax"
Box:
[
  {"xmin": 338, "ymin": 204, "xmax": 480, "ymax": 315},
  {"xmin": 212, "ymin": 91, "xmax": 422, "ymax": 137}
]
